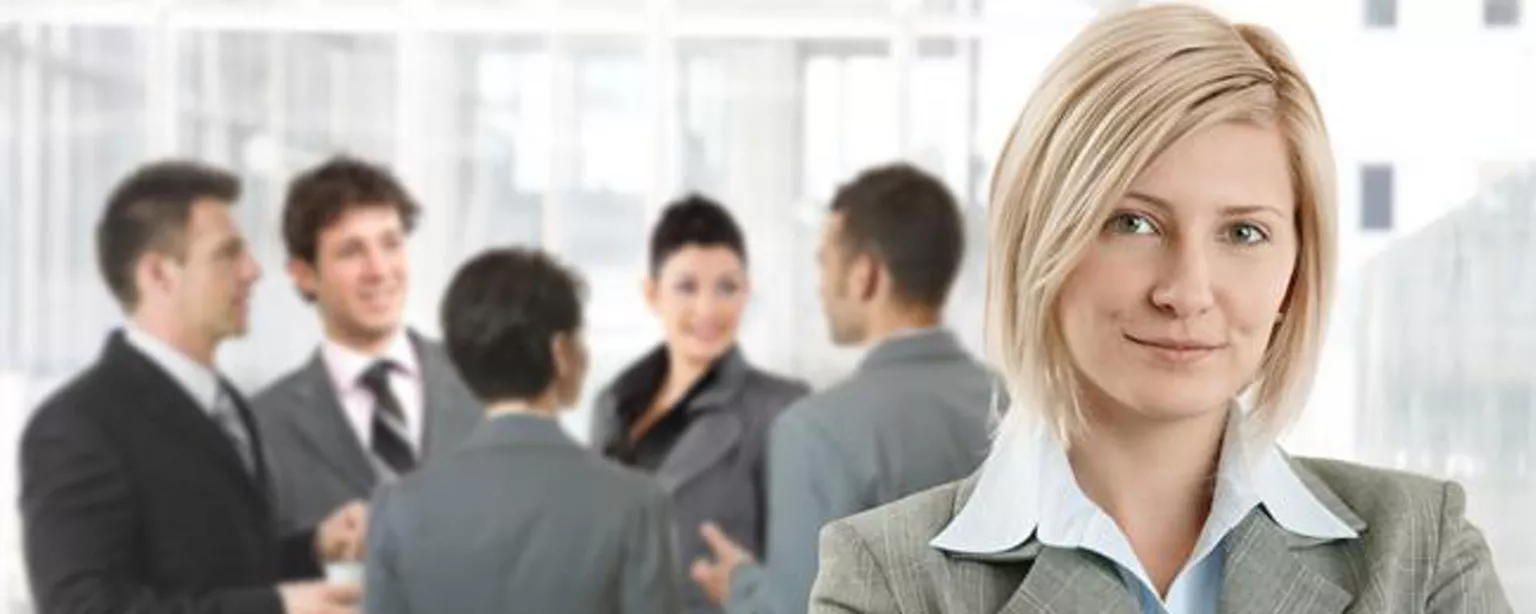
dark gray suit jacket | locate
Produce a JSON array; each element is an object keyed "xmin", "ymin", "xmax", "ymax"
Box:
[
  {"xmin": 810, "ymin": 457, "xmax": 1513, "ymax": 614},
  {"xmin": 728, "ymin": 328, "xmax": 998, "ymax": 614},
  {"xmin": 593, "ymin": 346, "xmax": 810, "ymax": 614},
  {"xmin": 364, "ymin": 413, "xmax": 683, "ymax": 614},
  {"xmin": 251, "ymin": 332, "xmax": 481, "ymax": 535}
]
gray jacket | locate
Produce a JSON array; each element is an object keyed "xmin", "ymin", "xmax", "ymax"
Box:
[
  {"xmin": 810, "ymin": 457, "xmax": 1513, "ymax": 614},
  {"xmin": 592, "ymin": 346, "xmax": 809, "ymax": 614},
  {"xmin": 252, "ymin": 332, "xmax": 481, "ymax": 535},
  {"xmin": 364, "ymin": 413, "xmax": 682, "ymax": 614},
  {"xmin": 728, "ymin": 328, "xmax": 998, "ymax": 614}
]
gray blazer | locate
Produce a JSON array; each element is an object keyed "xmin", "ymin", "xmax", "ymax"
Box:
[
  {"xmin": 810, "ymin": 457, "xmax": 1513, "ymax": 614},
  {"xmin": 592, "ymin": 346, "xmax": 810, "ymax": 614},
  {"xmin": 252, "ymin": 332, "xmax": 481, "ymax": 535},
  {"xmin": 729, "ymin": 328, "xmax": 997, "ymax": 614},
  {"xmin": 364, "ymin": 414, "xmax": 682, "ymax": 614}
]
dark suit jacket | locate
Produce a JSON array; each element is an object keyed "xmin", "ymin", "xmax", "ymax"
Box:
[
  {"xmin": 20, "ymin": 332, "xmax": 319, "ymax": 614},
  {"xmin": 252, "ymin": 331, "xmax": 481, "ymax": 535},
  {"xmin": 592, "ymin": 346, "xmax": 809, "ymax": 614}
]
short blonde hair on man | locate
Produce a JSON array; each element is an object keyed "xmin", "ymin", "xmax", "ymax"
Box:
[{"xmin": 986, "ymin": 3, "xmax": 1337, "ymax": 446}]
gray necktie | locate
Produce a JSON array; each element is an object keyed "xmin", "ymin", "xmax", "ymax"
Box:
[
  {"xmin": 211, "ymin": 387, "xmax": 255, "ymax": 475},
  {"xmin": 359, "ymin": 360, "xmax": 416, "ymax": 475}
]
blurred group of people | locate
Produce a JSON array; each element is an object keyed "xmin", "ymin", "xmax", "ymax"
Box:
[
  {"xmin": 19, "ymin": 145, "xmax": 994, "ymax": 614},
  {"xmin": 17, "ymin": 4, "xmax": 1513, "ymax": 614}
]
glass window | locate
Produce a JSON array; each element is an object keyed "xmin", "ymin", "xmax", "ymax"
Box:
[
  {"xmin": 558, "ymin": 39, "xmax": 651, "ymax": 436},
  {"xmin": 801, "ymin": 40, "xmax": 896, "ymax": 204},
  {"xmin": 1357, "ymin": 168, "xmax": 1536, "ymax": 604},
  {"xmin": 677, "ymin": 0, "xmax": 890, "ymax": 18},
  {"xmin": 442, "ymin": 36, "xmax": 548, "ymax": 256}
]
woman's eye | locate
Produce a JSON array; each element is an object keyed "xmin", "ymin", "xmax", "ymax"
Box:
[
  {"xmin": 1227, "ymin": 222, "xmax": 1270, "ymax": 245},
  {"xmin": 1106, "ymin": 212, "xmax": 1157, "ymax": 236}
]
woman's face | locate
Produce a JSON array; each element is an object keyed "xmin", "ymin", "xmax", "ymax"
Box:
[
  {"xmin": 647, "ymin": 245, "xmax": 750, "ymax": 367},
  {"xmin": 1057, "ymin": 121, "xmax": 1298, "ymax": 427}
]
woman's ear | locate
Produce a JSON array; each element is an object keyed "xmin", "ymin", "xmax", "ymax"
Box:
[{"xmin": 642, "ymin": 275, "xmax": 659, "ymax": 313}]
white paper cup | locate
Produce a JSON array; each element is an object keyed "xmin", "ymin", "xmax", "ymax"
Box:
[{"xmin": 324, "ymin": 561, "xmax": 364, "ymax": 586}]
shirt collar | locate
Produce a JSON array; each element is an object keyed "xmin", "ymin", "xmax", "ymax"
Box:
[
  {"xmin": 122, "ymin": 324, "xmax": 222, "ymax": 414},
  {"xmin": 930, "ymin": 402, "xmax": 1358, "ymax": 557},
  {"xmin": 321, "ymin": 328, "xmax": 419, "ymax": 393},
  {"xmin": 882, "ymin": 326, "xmax": 943, "ymax": 342}
]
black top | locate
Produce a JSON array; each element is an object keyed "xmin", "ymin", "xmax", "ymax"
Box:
[
  {"xmin": 602, "ymin": 348, "xmax": 723, "ymax": 472},
  {"xmin": 19, "ymin": 332, "xmax": 320, "ymax": 614}
]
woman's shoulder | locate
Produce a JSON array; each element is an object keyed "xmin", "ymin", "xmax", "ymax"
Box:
[
  {"xmin": 1292, "ymin": 457, "xmax": 1511, "ymax": 609},
  {"xmin": 739, "ymin": 364, "xmax": 812, "ymax": 408},
  {"xmin": 1291, "ymin": 456, "xmax": 1460, "ymax": 525}
]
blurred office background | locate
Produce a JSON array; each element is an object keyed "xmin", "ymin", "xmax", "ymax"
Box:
[{"xmin": 0, "ymin": 0, "xmax": 1532, "ymax": 610}]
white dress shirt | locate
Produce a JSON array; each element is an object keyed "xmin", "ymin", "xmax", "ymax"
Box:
[
  {"xmin": 320, "ymin": 329, "xmax": 426, "ymax": 455},
  {"xmin": 123, "ymin": 325, "xmax": 255, "ymax": 472},
  {"xmin": 930, "ymin": 404, "xmax": 1358, "ymax": 614},
  {"xmin": 123, "ymin": 324, "xmax": 221, "ymax": 415}
]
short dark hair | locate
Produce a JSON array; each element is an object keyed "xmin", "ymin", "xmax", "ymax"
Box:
[
  {"xmin": 829, "ymin": 163, "xmax": 965, "ymax": 309},
  {"xmin": 441, "ymin": 248, "xmax": 586, "ymax": 403},
  {"xmin": 282, "ymin": 155, "xmax": 421, "ymax": 265},
  {"xmin": 96, "ymin": 160, "xmax": 241, "ymax": 308},
  {"xmin": 648, "ymin": 194, "xmax": 747, "ymax": 275}
]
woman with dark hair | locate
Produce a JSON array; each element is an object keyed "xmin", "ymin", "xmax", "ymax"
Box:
[{"xmin": 591, "ymin": 194, "xmax": 809, "ymax": 614}]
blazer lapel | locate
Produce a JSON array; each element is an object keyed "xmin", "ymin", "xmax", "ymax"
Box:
[
  {"xmin": 1219, "ymin": 510, "xmax": 1353, "ymax": 614},
  {"xmin": 655, "ymin": 411, "xmax": 742, "ymax": 494},
  {"xmin": 944, "ymin": 472, "xmax": 1138, "ymax": 614},
  {"xmin": 994, "ymin": 547, "xmax": 1141, "ymax": 614},
  {"xmin": 107, "ymin": 335, "xmax": 267, "ymax": 507},
  {"xmin": 653, "ymin": 348, "xmax": 754, "ymax": 494},
  {"xmin": 288, "ymin": 354, "xmax": 378, "ymax": 493}
]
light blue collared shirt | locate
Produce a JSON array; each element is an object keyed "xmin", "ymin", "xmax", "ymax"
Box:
[{"xmin": 930, "ymin": 406, "xmax": 1358, "ymax": 614}]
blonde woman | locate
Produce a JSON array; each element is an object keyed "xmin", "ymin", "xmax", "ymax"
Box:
[{"xmin": 808, "ymin": 5, "xmax": 1511, "ymax": 613}]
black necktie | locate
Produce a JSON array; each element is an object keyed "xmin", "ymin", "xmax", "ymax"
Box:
[{"xmin": 358, "ymin": 360, "xmax": 416, "ymax": 475}]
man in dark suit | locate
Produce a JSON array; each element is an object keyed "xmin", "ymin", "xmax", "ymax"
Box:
[
  {"xmin": 20, "ymin": 160, "xmax": 365, "ymax": 614},
  {"xmin": 252, "ymin": 156, "xmax": 480, "ymax": 538},
  {"xmin": 691, "ymin": 164, "xmax": 998, "ymax": 614}
]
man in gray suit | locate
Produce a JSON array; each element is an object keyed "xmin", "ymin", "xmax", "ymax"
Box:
[
  {"xmin": 365, "ymin": 247, "xmax": 682, "ymax": 614},
  {"xmin": 691, "ymin": 164, "xmax": 997, "ymax": 614},
  {"xmin": 253, "ymin": 156, "xmax": 480, "ymax": 537}
]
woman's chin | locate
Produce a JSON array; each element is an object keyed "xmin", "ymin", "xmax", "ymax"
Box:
[
  {"xmin": 1092, "ymin": 383, "xmax": 1235, "ymax": 427},
  {"xmin": 673, "ymin": 338, "xmax": 733, "ymax": 365}
]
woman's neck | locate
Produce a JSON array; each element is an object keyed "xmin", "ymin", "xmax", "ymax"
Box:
[
  {"xmin": 657, "ymin": 350, "xmax": 714, "ymax": 408},
  {"xmin": 627, "ymin": 349, "xmax": 717, "ymax": 444},
  {"xmin": 1066, "ymin": 402, "xmax": 1229, "ymax": 597}
]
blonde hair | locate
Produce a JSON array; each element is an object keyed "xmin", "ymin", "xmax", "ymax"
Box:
[{"xmin": 987, "ymin": 3, "xmax": 1337, "ymax": 446}]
